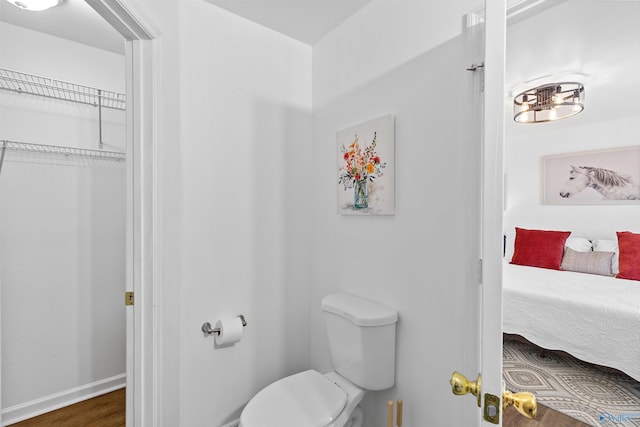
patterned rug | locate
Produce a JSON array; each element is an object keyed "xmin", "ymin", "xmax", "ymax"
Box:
[{"xmin": 503, "ymin": 338, "xmax": 640, "ymax": 426}]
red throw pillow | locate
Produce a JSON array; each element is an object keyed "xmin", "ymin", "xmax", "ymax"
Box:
[
  {"xmin": 510, "ymin": 227, "xmax": 571, "ymax": 270},
  {"xmin": 616, "ymin": 231, "xmax": 640, "ymax": 281}
]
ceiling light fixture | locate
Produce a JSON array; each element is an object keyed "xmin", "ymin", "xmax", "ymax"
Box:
[
  {"xmin": 4, "ymin": 0, "xmax": 62, "ymax": 11},
  {"xmin": 513, "ymin": 82, "xmax": 584, "ymax": 123}
]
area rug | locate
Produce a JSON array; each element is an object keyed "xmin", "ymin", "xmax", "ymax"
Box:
[{"xmin": 503, "ymin": 338, "xmax": 640, "ymax": 426}]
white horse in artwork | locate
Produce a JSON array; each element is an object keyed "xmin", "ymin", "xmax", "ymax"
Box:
[{"xmin": 559, "ymin": 165, "xmax": 640, "ymax": 200}]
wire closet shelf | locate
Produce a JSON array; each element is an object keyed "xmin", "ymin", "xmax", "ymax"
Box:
[
  {"xmin": 0, "ymin": 68, "xmax": 126, "ymax": 110},
  {"xmin": 0, "ymin": 68, "xmax": 126, "ymax": 161},
  {"xmin": 1, "ymin": 140, "xmax": 126, "ymax": 162}
]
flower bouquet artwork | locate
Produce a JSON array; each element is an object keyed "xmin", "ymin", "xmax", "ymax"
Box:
[{"xmin": 337, "ymin": 114, "xmax": 395, "ymax": 215}]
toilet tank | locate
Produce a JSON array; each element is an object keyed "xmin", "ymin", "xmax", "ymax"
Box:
[{"xmin": 321, "ymin": 293, "xmax": 398, "ymax": 391}]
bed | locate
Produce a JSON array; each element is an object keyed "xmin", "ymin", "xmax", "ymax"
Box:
[{"xmin": 503, "ymin": 261, "xmax": 640, "ymax": 381}]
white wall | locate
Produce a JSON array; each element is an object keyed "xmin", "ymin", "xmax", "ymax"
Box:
[
  {"xmin": 176, "ymin": 3, "xmax": 312, "ymax": 426},
  {"xmin": 128, "ymin": 1, "xmax": 640, "ymax": 424},
  {"xmin": 504, "ymin": 1, "xmax": 640, "ymax": 240},
  {"xmin": 120, "ymin": 0, "xmax": 490, "ymax": 425},
  {"xmin": 311, "ymin": 1, "xmax": 483, "ymax": 426},
  {"xmin": 0, "ymin": 23, "xmax": 126, "ymax": 423}
]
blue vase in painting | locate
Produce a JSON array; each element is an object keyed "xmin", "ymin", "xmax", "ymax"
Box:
[{"xmin": 354, "ymin": 179, "xmax": 368, "ymax": 209}]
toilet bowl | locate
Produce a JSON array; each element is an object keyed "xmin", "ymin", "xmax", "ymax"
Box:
[
  {"xmin": 239, "ymin": 293, "xmax": 398, "ymax": 427},
  {"xmin": 239, "ymin": 370, "xmax": 365, "ymax": 427}
]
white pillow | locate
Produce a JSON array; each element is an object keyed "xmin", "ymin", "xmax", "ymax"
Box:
[
  {"xmin": 565, "ymin": 237, "xmax": 592, "ymax": 252},
  {"xmin": 592, "ymin": 239, "xmax": 619, "ymax": 275}
]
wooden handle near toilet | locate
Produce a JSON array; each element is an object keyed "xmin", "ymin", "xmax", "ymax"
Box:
[
  {"xmin": 397, "ymin": 400, "xmax": 403, "ymax": 427},
  {"xmin": 387, "ymin": 400, "xmax": 394, "ymax": 427}
]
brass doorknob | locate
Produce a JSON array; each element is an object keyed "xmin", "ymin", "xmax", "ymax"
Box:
[
  {"xmin": 450, "ymin": 371, "xmax": 481, "ymax": 407},
  {"xmin": 503, "ymin": 388, "xmax": 537, "ymax": 419}
]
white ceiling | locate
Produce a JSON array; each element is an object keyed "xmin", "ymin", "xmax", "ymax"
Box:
[
  {"xmin": 0, "ymin": 0, "xmax": 125, "ymax": 54},
  {"xmin": 0, "ymin": 0, "xmax": 375, "ymax": 54},
  {"xmin": 0, "ymin": 0, "xmax": 637, "ymax": 115},
  {"xmin": 0, "ymin": 0, "xmax": 599, "ymax": 57},
  {"xmin": 204, "ymin": 0, "xmax": 374, "ymax": 46},
  {"xmin": 0, "ymin": 0, "xmax": 603, "ymax": 55}
]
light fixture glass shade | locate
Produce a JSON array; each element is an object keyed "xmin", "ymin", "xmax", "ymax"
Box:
[
  {"xmin": 513, "ymin": 82, "xmax": 584, "ymax": 123},
  {"xmin": 5, "ymin": 0, "xmax": 62, "ymax": 11}
]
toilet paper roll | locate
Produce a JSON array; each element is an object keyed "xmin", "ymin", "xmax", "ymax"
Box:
[{"xmin": 214, "ymin": 316, "xmax": 244, "ymax": 346}]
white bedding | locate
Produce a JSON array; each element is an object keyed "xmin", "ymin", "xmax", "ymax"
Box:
[{"xmin": 503, "ymin": 261, "xmax": 640, "ymax": 381}]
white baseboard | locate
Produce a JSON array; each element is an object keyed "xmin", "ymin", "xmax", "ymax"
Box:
[{"xmin": 2, "ymin": 373, "xmax": 126, "ymax": 426}]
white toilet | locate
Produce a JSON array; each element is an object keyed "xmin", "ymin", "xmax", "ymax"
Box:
[{"xmin": 239, "ymin": 292, "xmax": 398, "ymax": 427}]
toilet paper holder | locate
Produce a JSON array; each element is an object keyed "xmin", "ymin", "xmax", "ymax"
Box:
[{"xmin": 202, "ymin": 315, "xmax": 247, "ymax": 336}]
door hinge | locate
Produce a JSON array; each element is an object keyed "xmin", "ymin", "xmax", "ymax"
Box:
[
  {"xmin": 478, "ymin": 259, "xmax": 483, "ymax": 284},
  {"xmin": 466, "ymin": 62, "xmax": 485, "ymax": 92},
  {"xmin": 466, "ymin": 62, "xmax": 484, "ymax": 71},
  {"xmin": 125, "ymin": 291, "xmax": 134, "ymax": 306}
]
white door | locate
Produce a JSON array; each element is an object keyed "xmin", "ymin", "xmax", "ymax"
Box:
[
  {"xmin": 451, "ymin": 1, "xmax": 537, "ymax": 425},
  {"xmin": 454, "ymin": 1, "xmax": 539, "ymax": 425},
  {"xmin": 479, "ymin": 0, "xmax": 507, "ymax": 423}
]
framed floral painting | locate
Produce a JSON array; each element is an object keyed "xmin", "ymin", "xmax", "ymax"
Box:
[{"xmin": 337, "ymin": 114, "xmax": 395, "ymax": 215}]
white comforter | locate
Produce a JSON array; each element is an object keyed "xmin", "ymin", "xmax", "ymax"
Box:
[{"xmin": 503, "ymin": 262, "xmax": 640, "ymax": 381}]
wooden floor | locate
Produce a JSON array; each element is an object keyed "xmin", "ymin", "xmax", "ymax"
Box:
[
  {"xmin": 11, "ymin": 389, "xmax": 125, "ymax": 427},
  {"xmin": 503, "ymin": 403, "xmax": 592, "ymax": 427},
  {"xmin": 7, "ymin": 385, "xmax": 589, "ymax": 427}
]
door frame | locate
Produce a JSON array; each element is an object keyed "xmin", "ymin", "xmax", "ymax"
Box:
[
  {"xmin": 481, "ymin": 1, "xmax": 564, "ymax": 424},
  {"xmin": 481, "ymin": 0, "xmax": 506, "ymax": 425},
  {"xmin": 84, "ymin": 1, "xmax": 159, "ymax": 425}
]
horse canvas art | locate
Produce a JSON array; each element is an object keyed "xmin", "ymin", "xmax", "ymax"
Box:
[
  {"xmin": 542, "ymin": 146, "xmax": 640, "ymax": 205},
  {"xmin": 559, "ymin": 165, "xmax": 640, "ymax": 200}
]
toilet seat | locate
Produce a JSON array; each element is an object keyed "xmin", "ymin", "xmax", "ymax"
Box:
[{"xmin": 240, "ymin": 370, "xmax": 347, "ymax": 427}]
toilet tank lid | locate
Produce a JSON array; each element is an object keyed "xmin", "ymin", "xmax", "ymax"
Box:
[{"xmin": 321, "ymin": 293, "xmax": 398, "ymax": 326}]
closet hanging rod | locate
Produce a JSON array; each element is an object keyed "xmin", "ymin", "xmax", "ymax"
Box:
[
  {"xmin": 0, "ymin": 140, "xmax": 126, "ymax": 161},
  {"xmin": 0, "ymin": 68, "xmax": 126, "ymax": 110}
]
